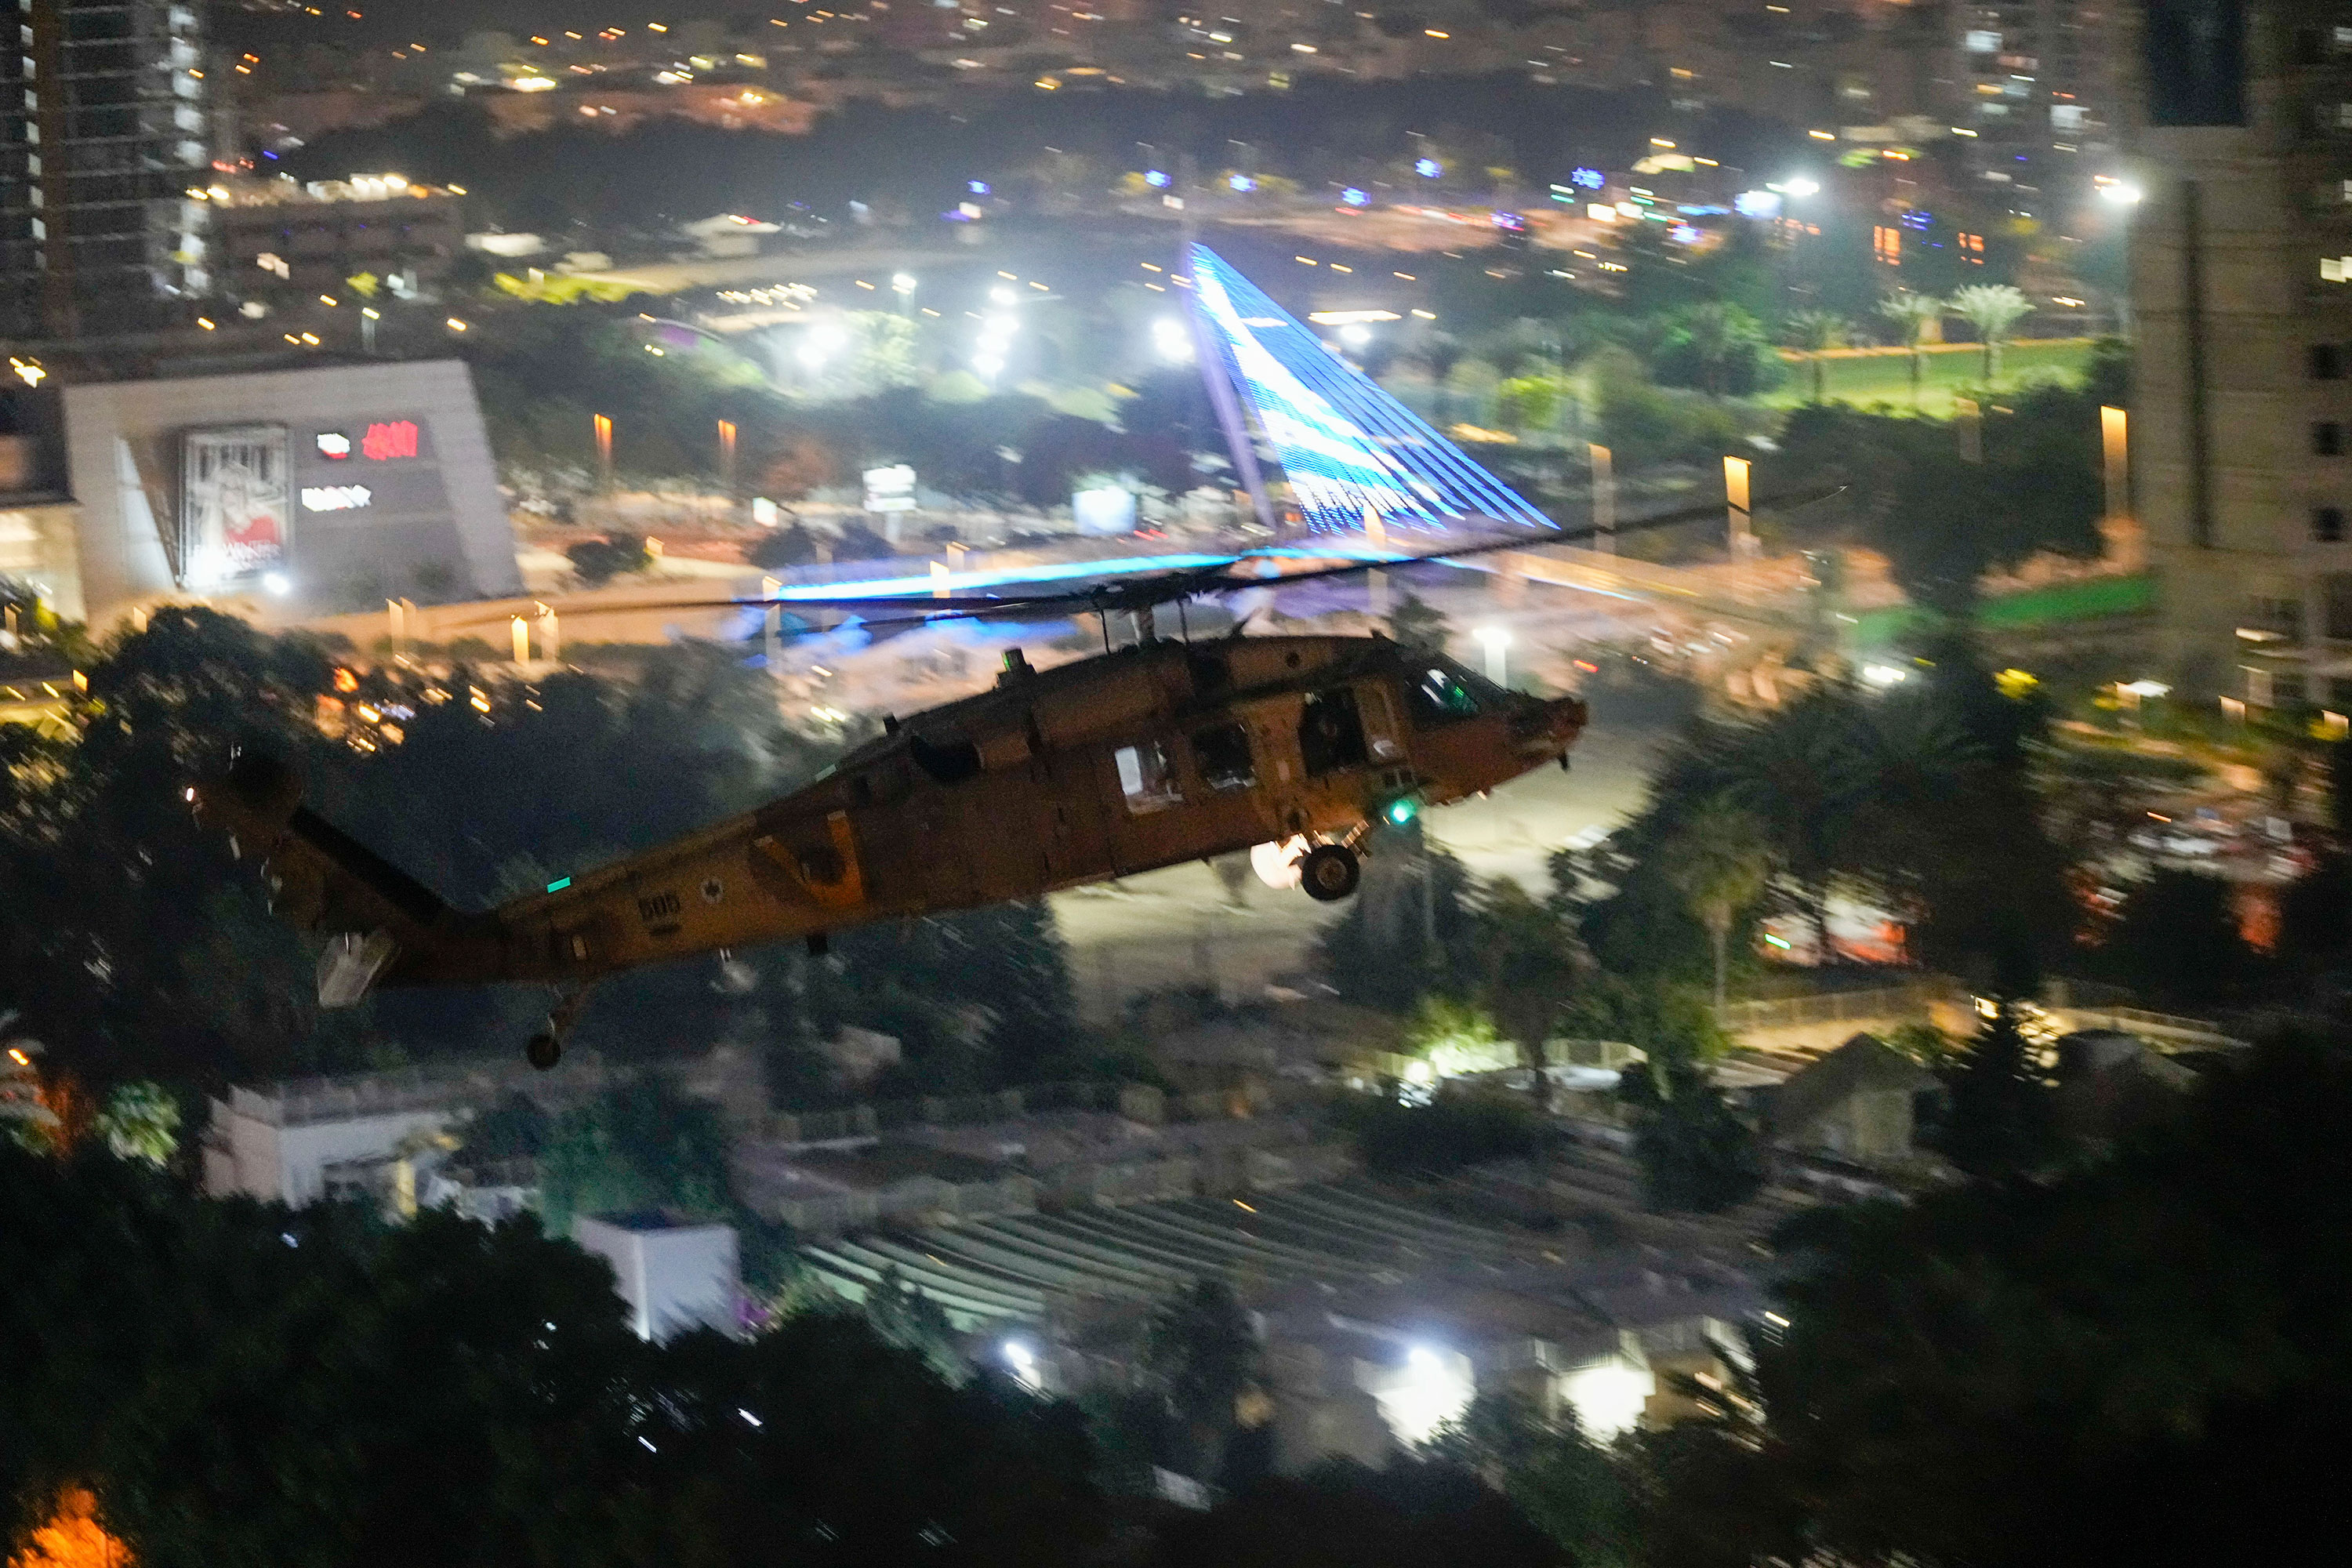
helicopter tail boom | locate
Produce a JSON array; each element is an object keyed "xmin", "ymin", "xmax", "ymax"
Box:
[{"xmin": 191, "ymin": 753, "xmax": 464, "ymax": 1003}]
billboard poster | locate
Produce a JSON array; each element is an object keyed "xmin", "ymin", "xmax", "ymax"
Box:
[{"xmin": 181, "ymin": 424, "xmax": 292, "ymax": 586}]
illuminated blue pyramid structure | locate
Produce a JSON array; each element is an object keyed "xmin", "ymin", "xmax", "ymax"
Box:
[{"xmin": 1186, "ymin": 243, "xmax": 1553, "ymax": 535}]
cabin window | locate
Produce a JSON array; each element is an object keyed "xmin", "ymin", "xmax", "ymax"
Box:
[
  {"xmin": 1298, "ymin": 688, "xmax": 1369, "ymax": 777},
  {"xmin": 1192, "ymin": 721, "xmax": 1256, "ymax": 791},
  {"xmin": 909, "ymin": 732, "xmax": 982, "ymax": 784},
  {"xmin": 1115, "ymin": 741, "xmax": 1182, "ymax": 812},
  {"xmin": 1407, "ymin": 660, "xmax": 1486, "ymax": 725}
]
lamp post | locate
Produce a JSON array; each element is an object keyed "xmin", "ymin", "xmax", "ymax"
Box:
[
  {"xmin": 1472, "ymin": 624, "xmax": 1512, "ymax": 687},
  {"xmin": 1722, "ymin": 455, "xmax": 1753, "ymax": 558},
  {"xmin": 1589, "ymin": 443, "xmax": 1615, "ymax": 555}
]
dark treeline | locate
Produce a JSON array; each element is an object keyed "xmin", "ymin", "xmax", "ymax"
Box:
[
  {"xmin": 12, "ymin": 1034, "xmax": 2352, "ymax": 1567},
  {"xmin": 278, "ymin": 77, "xmax": 1803, "ymax": 235}
]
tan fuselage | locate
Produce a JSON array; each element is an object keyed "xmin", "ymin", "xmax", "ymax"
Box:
[{"xmin": 287, "ymin": 635, "xmax": 1584, "ymax": 990}]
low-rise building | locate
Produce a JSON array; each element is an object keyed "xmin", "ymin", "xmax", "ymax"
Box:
[
  {"xmin": 45, "ymin": 358, "xmax": 524, "ymax": 624},
  {"xmin": 572, "ymin": 1211, "xmax": 744, "ymax": 1341},
  {"xmin": 199, "ymin": 1052, "xmax": 640, "ymax": 1207},
  {"xmin": 1760, "ymin": 1032, "xmax": 1943, "ymax": 1166},
  {"xmin": 214, "ymin": 174, "xmax": 466, "ymax": 307}
]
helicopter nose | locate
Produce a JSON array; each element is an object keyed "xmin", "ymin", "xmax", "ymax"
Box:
[{"xmin": 1512, "ymin": 695, "xmax": 1589, "ymax": 753}]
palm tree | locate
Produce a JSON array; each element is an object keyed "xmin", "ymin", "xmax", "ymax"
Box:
[
  {"xmin": 1783, "ymin": 309, "xmax": 1848, "ymax": 403},
  {"xmin": 1946, "ymin": 284, "xmax": 2033, "ymax": 383},
  {"xmin": 1414, "ymin": 327, "xmax": 1465, "ymax": 423},
  {"xmin": 1668, "ymin": 303, "xmax": 1744, "ymax": 397},
  {"xmin": 1877, "ymin": 292, "xmax": 1943, "ymax": 407},
  {"xmin": 1660, "ymin": 802, "xmax": 1774, "ymax": 1012},
  {"xmin": 1475, "ymin": 877, "xmax": 1587, "ymax": 1112}
]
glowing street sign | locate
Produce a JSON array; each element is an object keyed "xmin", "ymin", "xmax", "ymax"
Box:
[
  {"xmin": 361, "ymin": 420, "xmax": 419, "ymax": 461},
  {"xmin": 301, "ymin": 485, "xmax": 372, "ymax": 512},
  {"xmin": 316, "ymin": 432, "xmax": 352, "ymax": 459},
  {"xmin": 1571, "ymin": 167, "xmax": 1606, "ymax": 189},
  {"xmin": 1414, "ymin": 158, "xmax": 1442, "ymax": 178}
]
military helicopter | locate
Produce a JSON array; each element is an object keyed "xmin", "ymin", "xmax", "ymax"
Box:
[{"xmin": 193, "ymin": 490, "xmax": 1820, "ymax": 1068}]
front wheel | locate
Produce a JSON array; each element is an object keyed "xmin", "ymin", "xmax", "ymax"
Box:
[
  {"xmin": 525, "ymin": 1032, "xmax": 563, "ymax": 1071},
  {"xmin": 1299, "ymin": 843, "xmax": 1362, "ymax": 902}
]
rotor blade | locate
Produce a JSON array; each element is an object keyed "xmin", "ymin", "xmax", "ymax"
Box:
[
  {"xmin": 459, "ymin": 484, "xmax": 1844, "ymax": 630},
  {"xmin": 714, "ymin": 485, "xmax": 1846, "ymax": 615}
]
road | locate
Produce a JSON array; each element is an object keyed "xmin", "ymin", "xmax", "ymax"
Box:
[{"xmin": 1050, "ymin": 717, "xmax": 1662, "ymax": 1021}]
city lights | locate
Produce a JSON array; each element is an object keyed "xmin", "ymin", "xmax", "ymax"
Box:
[{"xmin": 1151, "ymin": 317, "xmax": 1192, "ymax": 361}]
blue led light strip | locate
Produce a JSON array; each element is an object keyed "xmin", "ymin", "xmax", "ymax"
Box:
[{"xmin": 1186, "ymin": 244, "xmax": 1554, "ymax": 535}]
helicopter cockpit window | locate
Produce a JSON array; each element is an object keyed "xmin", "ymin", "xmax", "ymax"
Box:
[
  {"xmin": 1191, "ymin": 721, "xmax": 1256, "ymax": 791},
  {"xmin": 1298, "ymin": 688, "xmax": 1369, "ymax": 778},
  {"xmin": 1407, "ymin": 659, "xmax": 1497, "ymax": 727},
  {"xmin": 1115, "ymin": 741, "xmax": 1182, "ymax": 813}
]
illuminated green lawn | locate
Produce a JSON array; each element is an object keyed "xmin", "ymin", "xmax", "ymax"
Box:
[{"xmin": 1763, "ymin": 339, "xmax": 2099, "ymax": 416}]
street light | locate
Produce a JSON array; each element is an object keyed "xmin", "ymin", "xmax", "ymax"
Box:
[
  {"xmin": 1472, "ymin": 624, "xmax": 1512, "ymax": 686},
  {"xmin": 1151, "ymin": 317, "xmax": 1192, "ymax": 362},
  {"xmin": 1779, "ymin": 176, "xmax": 1820, "ymax": 198}
]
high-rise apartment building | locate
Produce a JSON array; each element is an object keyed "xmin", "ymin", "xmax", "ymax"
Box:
[
  {"xmin": 1954, "ymin": 0, "xmax": 2129, "ymax": 209},
  {"xmin": 2131, "ymin": 0, "xmax": 2352, "ymax": 705},
  {"xmin": 1, "ymin": 1, "xmax": 212, "ymax": 342}
]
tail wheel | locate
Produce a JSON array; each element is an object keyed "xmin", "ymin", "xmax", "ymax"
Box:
[
  {"xmin": 1299, "ymin": 843, "xmax": 1362, "ymax": 902},
  {"xmin": 525, "ymin": 1032, "xmax": 563, "ymax": 1071}
]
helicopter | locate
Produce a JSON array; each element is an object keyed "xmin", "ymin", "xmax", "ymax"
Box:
[{"xmin": 192, "ymin": 489, "xmax": 1824, "ymax": 1069}]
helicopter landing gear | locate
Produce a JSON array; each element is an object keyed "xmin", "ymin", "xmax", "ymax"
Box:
[
  {"xmin": 526, "ymin": 988, "xmax": 590, "ymax": 1071},
  {"xmin": 1299, "ymin": 842, "xmax": 1362, "ymax": 902}
]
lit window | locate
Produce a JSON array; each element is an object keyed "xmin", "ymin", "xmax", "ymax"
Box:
[
  {"xmin": 1114, "ymin": 742, "xmax": 1181, "ymax": 812},
  {"xmin": 1191, "ymin": 722, "xmax": 1255, "ymax": 791},
  {"xmin": 1408, "ymin": 662, "xmax": 1486, "ymax": 726}
]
